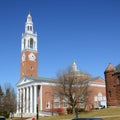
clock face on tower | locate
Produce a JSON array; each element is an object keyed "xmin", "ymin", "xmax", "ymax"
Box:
[{"xmin": 28, "ymin": 53, "xmax": 36, "ymax": 61}]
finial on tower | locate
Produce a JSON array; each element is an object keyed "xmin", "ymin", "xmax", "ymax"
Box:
[{"xmin": 27, "ymin": 13, "xmax": 32, "ymax": 23}]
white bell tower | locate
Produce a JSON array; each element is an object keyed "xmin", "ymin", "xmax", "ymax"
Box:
[{"xmin": 21, "ymin": 13, "xmax": 37, "ymax": 52}]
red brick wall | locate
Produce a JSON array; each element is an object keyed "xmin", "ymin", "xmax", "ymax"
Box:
[
  {"xmin": 38, "ymin": 79, "xmax": 106, "ymax": 112},
  {"xmin": 88, "ymin": 85, "xmax": 106, "ymax": 109},
  {"xmin": 20, "ymin": 50, "xmax": 38, "ymax": 78},
  {"xmin": 105, "ymin": 70, "xmax": 120, "ymax": 107},
  {"xmin": 42, "ymin": 85, "xmax": 54, "ymax": 110}
]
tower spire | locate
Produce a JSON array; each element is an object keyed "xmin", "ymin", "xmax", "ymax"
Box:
[{"xmin": 25, "ymin": 13, "xmax": 34, "ymax": 34}]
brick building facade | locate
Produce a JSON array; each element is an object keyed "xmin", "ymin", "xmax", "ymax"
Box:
[
  {"xmin": 104, "ymin": 63, "xmax": 120, "ymax": 107},
  {"xmin": 16, "ymin": 14, "xmax": 106, "ymax": 117}
]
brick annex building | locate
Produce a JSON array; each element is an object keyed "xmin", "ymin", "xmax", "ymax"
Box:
[
  {"xmin": 104, "ymin": 63, "xmax": 120, "ymax": 107},
  {"xmin": 16, "ymin": 14, "xmax": 106, "ymax": 117}
]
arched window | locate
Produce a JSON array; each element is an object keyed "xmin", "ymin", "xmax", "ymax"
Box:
[
  {"xmin": 98, "ymin": 92, "xmax": 102, "ymax": 101},
  {"xmin": 30, "ymin": 26, "xmax": 32, "ymax": 31},
  {"xmin": 54, "ymin": 96, "xmax": 60, "ymax": 108},
  {"xmin": 46, "ymin": 101, "xmax": 50, "ymax": 109},
  {"xmin": 27, "ymin": 26, "xmax": 29, "ymax": 31},
  {"xmin": 30, "ymin": 38, "xmax": 34, "ymax": 49}
]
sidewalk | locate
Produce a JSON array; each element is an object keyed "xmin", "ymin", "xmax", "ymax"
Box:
[{"xmin": 99, "ymin": 114, "xmax": 120, "ymax": 118}]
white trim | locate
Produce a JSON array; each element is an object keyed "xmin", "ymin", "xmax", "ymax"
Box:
[{"xmin": 89, "ymin": 83, "xmax": 105, "ymax": 87}]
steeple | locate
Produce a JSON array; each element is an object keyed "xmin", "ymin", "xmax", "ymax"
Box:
[
  {"xmin": 20, "ymin": 13, "xmax": 38, "ymax": 78},
  {"xmin": 25, "ymin": 13, "xmax": 34, "ymax": 34}
]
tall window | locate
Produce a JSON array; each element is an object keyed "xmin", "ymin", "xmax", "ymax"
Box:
[
  {"xmin": 46, "ymin": 101, "xmax": 50, "ymax": 109},
  {"xmin": 62, "ymin": 96, "xmax": 68, "ymax": 108},
  {"xmin": 30, "ymin": 38, "xmax": 33, "ymax": 49},
  {"xmin": 30, "ymin": 26, "xmax": 32, "ymax": 31},
  {"xmin": 98, "ymin": 92, "xmax": 102, "ymax": 101},
  {"xmin": 54, "ymin": 96, "xmax": 60, "ymax": 108},
  {"xmin": 27, "ymin": 26, "xmax": 29, "ymax": 31},
  {"xmin": 63, "ymin": 100, "xmax": 67, "ymax": 108}
]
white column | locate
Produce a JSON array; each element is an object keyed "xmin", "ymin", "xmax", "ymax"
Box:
[
  {"xmin": 26, "ymin": 87, "xmax": 29, "ymax": 113},
  {"xmin": 40, "ymin": 85, "xmax": 42, "ymax": 111},
  {"xmin": 34, "ymin": 85, "xmax": 37, "ymax": 113},
  {"xmin": 23, "ymin": 88, "xmax": 25, "ymax": 113},
  {"xmin": 30, "ymin": 86, "xmax": 33, "ymax": 113},
  {"xmin": 20, "ymin": 89, "xmax": 22, "ymax": 113},
  {"xmin": 16, "ymin": 88, "xmax": 20, "ymax": 113}
]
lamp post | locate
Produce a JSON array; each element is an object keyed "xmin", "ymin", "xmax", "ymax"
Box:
[
  {"xmin": 75, "ymin": 108, "xmax": 78, "ymax": 119},
  {"xmin": 36, "ymin": 104, "xmax": 38, "ymax": 120},
  {"xmin": 52, "ymin": 100, "xmax": 53, "ymax": 116}
]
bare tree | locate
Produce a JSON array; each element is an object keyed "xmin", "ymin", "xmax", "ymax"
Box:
[
  {"xmin": 0, "ymin": 83, "xmax": 17, "ymax": 117},
  {"xmin": 54, "ymin": 67, "xmax": 92, "ymax": 114},
  {"xmin": 0, "ymin": 85, "xmax": 4, "ymax": 115},
  {"xmin": 3, "ymin": 84, "xmax": 17, "ymax": 116}
]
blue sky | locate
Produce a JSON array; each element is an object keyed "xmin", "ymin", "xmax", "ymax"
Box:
[{"xmin": 0, "ymin": 0, "xmax": 120, "ymax": 89}]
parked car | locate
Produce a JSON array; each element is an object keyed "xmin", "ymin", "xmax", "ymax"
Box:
[
  {"xmin": 95, "ymin": 105, "xmax": 105, "ymax": 109},
  {"xmin": 0, "ymin": 116, "xmax": 6, "ymax": 120},
  {"xmin": 99, "ymin": 105, "xmax": 105, "ymax": 109}
]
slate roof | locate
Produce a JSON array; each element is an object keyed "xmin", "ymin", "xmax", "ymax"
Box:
[
  {"xmin": 115, "ymin": 64, "xmax": 120, "ymax": 72},
  {"xmin": 17, "ymin": 75, "xmax": 105, "ymax": 87}
]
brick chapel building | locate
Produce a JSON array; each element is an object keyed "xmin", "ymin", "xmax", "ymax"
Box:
[
  {"xmin": 16, "ymin": 14, "xmax": 106, "ymax": 117},
  {"xmin": 104, "ymin": 63, "xmax": 120, "ymax": 107}
]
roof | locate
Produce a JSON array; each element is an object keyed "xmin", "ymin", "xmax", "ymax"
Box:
[
  {"xmin": 91, "ymin": 77, "xmax": 105, "ymax": 84},
  {"xmin": 105, "ymin": 63, "xmax": 115, "ymax": 72},
  {"xmin": 17, "ymin": 75, "xmax": 105, "ymax": 88},
  {"xmin": 16, "ymin": 76, "xmax": 58, "ymax": 87},
  {"xmin": 115, "ymin": 64, "xmax": 120, "ymax": 72}
]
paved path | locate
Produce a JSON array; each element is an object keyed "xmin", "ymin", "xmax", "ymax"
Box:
[{"xmin": 98, "ymin": 114, "xmax": 120, "ymax": 118}]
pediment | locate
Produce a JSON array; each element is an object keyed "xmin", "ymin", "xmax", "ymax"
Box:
[{"xmin": 17, "ymin": 77, "xmax": 34, "ymax": 86}]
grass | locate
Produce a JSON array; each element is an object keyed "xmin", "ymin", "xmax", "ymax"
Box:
[
  {"xmin": 39, "ymin": 108, "xmax": 120, "ymax": 120},
  {"xmin": 11, "ymin": 108, "xmax": 120, "ymax": 120}
]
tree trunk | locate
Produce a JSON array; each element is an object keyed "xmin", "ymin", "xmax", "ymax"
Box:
[{"xmin": 72, "ymin": 106, "xmax": 76, "ymax": 114}]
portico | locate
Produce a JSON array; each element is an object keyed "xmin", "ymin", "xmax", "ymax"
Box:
[{"xmin": 16, "ymin": 78, "xmax": 43, "ymax": 116}]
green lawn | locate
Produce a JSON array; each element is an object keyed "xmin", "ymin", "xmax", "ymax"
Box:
[
  {"xmin": 12, "ymin": 108, "xmax": 120, "ymax": 120},
  {"xmin": 39, "ymin": 108, "xmax": 120, "ymax": 120}
]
